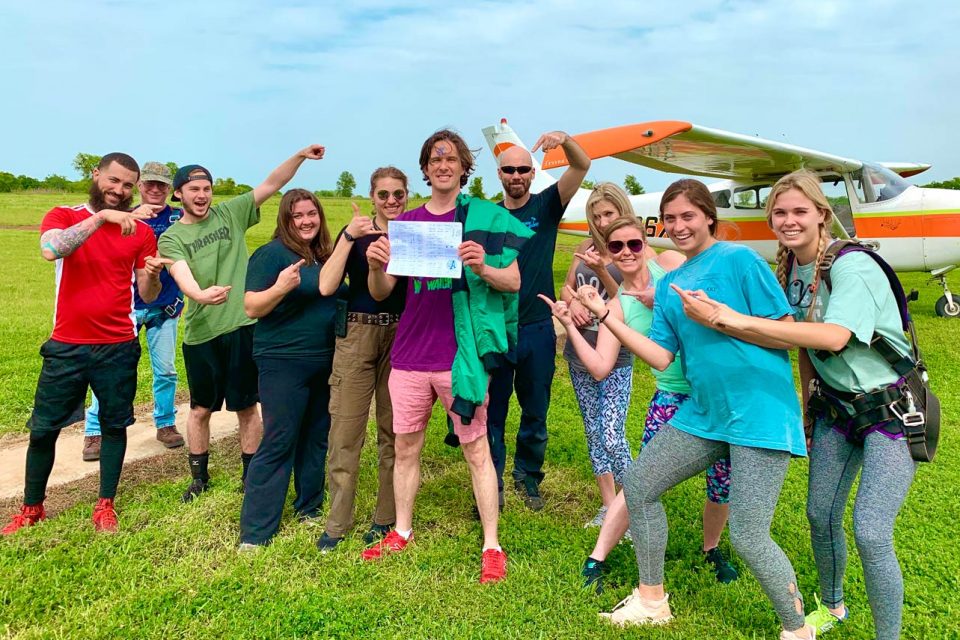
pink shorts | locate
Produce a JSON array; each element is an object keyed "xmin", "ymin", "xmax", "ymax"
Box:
[{"xmin": 388, "ymin": 369, "xmax": 488, "ymax": 444}]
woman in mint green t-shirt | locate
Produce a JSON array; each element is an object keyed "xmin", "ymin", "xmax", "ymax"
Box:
[{"xmin": 702, "ymin": 171, "xmax": 917, "ymax": 640}]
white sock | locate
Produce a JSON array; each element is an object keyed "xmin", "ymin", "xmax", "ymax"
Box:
[
  {"xmin": 395, "ymin": 528, "xmax": 412, "ymax": 540},
  {"xmin": 482, "ymin": 545, "xmax": 502, "ymax": 553}
]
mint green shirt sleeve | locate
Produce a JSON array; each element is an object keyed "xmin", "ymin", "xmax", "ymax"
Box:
[{"xmin": 820, "ymin": 252, "xmax": 885, "ymax": 346}]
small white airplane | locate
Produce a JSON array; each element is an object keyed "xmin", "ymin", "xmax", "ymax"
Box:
[{"xmin": 482, "ymin": 119, "xmax": 960, "ymax": 318}]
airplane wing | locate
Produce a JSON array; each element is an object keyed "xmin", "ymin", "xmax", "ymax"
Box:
[{"xmin": 542, "ymin": 121, "xmax": 865, "ymax": 180}]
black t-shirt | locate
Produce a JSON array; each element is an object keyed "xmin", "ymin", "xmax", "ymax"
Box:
[
  {"xmin": 499, "ymin": 183, "xmax": 565, "ymax": 324},
  {"xmin": 336, "ymin": 226, "xmax": 406, "ymax": 314},
  {"xmin": 245, "ymin": 239, "xmax": 339, "ymax": 360}
]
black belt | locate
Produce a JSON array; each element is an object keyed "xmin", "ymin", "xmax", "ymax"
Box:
[{"xmin": 347, "ymin": 312, "xmax": 400, "ymax": 326}]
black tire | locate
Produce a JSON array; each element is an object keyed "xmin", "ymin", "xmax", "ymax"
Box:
[{"xmin": 935, "ymin": 295, "xmax": 960, "ymax": 318}]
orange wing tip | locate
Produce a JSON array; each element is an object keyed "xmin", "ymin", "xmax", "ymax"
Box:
[{"xmin": 542, "ymin": 121, "xmax": 693, "ymax": 169}]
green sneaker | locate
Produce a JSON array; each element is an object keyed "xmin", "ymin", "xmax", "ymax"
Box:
[{"xmin": 805, "ymin": 595, "xmax": 847, "ymax": 634}]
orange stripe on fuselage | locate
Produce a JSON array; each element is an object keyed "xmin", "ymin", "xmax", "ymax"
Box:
[{"xmin": 559, "ymin": 212, "xmax": 960, "ymax": 240}]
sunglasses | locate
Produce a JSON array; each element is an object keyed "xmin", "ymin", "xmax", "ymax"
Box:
[
  {"xmin": 376, "ymin": 189, "xmax": 407, "ymax": 202},
  {"xmin": 500, "ymin": 165, "xmax": 533, "ymax": 175},
  {"xmin": 606, "ymin": 239, "xmax": 645, "ymax": 255}
]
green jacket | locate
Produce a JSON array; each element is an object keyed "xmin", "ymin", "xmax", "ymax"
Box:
[{"xmin": 450, "ymin": 194, "xmax": 534, "ymax": 423}]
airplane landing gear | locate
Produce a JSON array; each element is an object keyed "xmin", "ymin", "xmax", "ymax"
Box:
[{"xmin": 929, "ymin": 266, "xmax": 959, "ymax": 319}]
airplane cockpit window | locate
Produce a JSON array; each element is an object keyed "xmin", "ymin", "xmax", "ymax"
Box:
[
  {"xmin": 862, "ymin": 163, "xmax": 910, "ymax": 202},
  {"xmin": 713, "ymin": 189, "xmax": 731, "ymax": 208},
  {"xmin": 734, "ymin": 187, "xmax": 759, "ymax": 209},
  {"xmin": 819, "ymin": 175, "xmax": 856, "ymax": 237}
]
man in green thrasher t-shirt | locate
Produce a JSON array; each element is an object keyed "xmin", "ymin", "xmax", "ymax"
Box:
[{"xmin": 159, "ymin": 145, "xmax": 326, "ymax": 503}]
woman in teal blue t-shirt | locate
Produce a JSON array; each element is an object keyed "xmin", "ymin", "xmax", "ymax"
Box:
[
  {"xmin": 702, "ymin": 171, "xmax": 918, "ymax": 640},
  {"xmin": 572, "ymin": 179, "xmax": 812, "ymax": 639}
]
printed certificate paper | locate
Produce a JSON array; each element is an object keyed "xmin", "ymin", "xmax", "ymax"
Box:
[{"xmin": 386, "ymin": 220, "xmax": 463, "ymax": 279}]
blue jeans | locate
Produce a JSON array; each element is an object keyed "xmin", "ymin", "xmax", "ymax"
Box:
[
  {"xmin": 486, "ymin": 317, "xmax": 556, "ymax": 490},
  {"xmin": 85, "ymin": 308, "xmax": 178, "ymax": 435}
]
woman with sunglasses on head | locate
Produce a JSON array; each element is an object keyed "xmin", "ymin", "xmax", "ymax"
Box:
[
  {"xmin": 695, "ymin": 170, "xmax": 918, "ymax": 640},
  {"xmin": 543, "ymin": 215, "xmax": 738, "ymax": 594},
  {"xmin": 567, "ymin": 179, "xmax": 812, "ymax": 638},
  {"xmin": 239, "ymin": 189, "xmax": 337, "ymax": 549},
  {"xmin": 315, "ymin": 167, "xmax": 408, "ymax": 552},
  {"xmin": 558, "ymin": 183, "xmax": 642, "ymax": 527}
]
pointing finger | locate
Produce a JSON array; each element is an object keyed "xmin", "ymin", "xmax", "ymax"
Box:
[
  {"xmin": 536, "ymin": 293, "xmax": 556, "ymax": 308},
  {"xmin": 531, "ymin": 135, "xmax": 545, "ymax": 153},
  {"xmin": 351, "ymin": 202, "xmax": 362, "ymax": 216}
]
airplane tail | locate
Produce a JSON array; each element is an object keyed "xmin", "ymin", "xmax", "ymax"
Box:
[{"xmin": 481, "ymin": 118, "xmax": 557, "ymax": 194}]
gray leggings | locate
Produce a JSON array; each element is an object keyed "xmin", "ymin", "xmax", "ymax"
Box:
[
  {"xmin": 807, "ymin": 424, "xmax": 916, "ymax": 640},
  {"xmin": 623, "ymin": 424, "xmax": 805, "ymax": 631}
]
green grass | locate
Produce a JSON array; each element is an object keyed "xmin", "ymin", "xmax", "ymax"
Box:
[{"xmin": 0, "ymin": 193, "xmax": 958, "ymax": 638}]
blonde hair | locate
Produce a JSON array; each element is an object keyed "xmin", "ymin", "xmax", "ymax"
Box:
[
  {"xmin": 765, "ymin": 170, "xmax": 834, "ymax": 318},
  {"xmin": 585, "ymin": 182, "xmax": 638, "ymax": 252}
]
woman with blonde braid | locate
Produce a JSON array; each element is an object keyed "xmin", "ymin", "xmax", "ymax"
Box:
[{"xmin": 700, "ymin": 170, "xmax": 918, "ymax": 639}]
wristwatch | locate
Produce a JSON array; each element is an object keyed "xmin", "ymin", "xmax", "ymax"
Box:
[{"xmin": 342, "ymin": 230, "xmax": 356, "ymax": 242}]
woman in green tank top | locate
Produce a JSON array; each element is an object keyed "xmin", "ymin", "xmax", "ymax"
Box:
[{"xmin": 541, "ymin": 216, "xmax": 737, "ymax": 593}]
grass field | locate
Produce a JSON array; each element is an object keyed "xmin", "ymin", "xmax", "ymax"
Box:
[{"xmin": 0, "ymin": 192, "xmax": 957, "ymax": 638}]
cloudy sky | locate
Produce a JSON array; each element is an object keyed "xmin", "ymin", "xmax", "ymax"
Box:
[{"xmin": 2, "ymin": 0, "xmax": 958, "ymax": 195}]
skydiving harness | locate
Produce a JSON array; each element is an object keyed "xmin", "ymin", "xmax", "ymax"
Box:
[{"xmin": 794, "ymin": 240, "xmax": 940, "ymax": 462}]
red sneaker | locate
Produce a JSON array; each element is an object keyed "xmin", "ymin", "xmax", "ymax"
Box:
[
  {"xmin": 1, "ymin": 503, "xmax": 46, "ymax": 536},
  {"xmin": 480, "ymin": 548, "xmax": 508, "ymax": 584},
  {"xmin": 92, "ymin": 498, "xmax": 118, "ymax": 533},
  {"xmin": 360, "ymin": 530, "xmax": 411, "ymax": 561}
]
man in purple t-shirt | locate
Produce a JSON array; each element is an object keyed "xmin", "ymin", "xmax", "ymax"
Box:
[{"xmin": 361, "ymin": 129, "xmax": 519, "ymax": 584}]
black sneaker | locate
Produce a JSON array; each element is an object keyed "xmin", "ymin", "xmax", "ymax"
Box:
[
  {"xmin": 181, "ymin": 479, "xmax": 209, "ymax": 503},
  {"xmin": 317, "ymin": 532, "xmax": 343, "ymax": 553},
  {"xmin": 362, "ymin": 523, "xmax": 394, "ymax": 545},
  {"xmin": 581, "ymin": 557, "xmax": 606, "ymax": 594},
  {"xmin": 472, "ymin": 490, "xmax": 505, "ymax": 520},
  {"xmin": 514, "ymin": 477, "xmax": 544, "ymax": 511},
  {"xmin": 705, "ymin": 547, "xmax": 738, "ymax": 584}
]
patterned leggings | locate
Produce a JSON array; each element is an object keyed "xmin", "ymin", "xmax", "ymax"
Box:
[
  {"xmin": 642, "ymin": 390, "xmax": 731, "ymax": 504},
  {"xmin": 569, "ymin": 364, "xmax": 633, "ymax": 483}
]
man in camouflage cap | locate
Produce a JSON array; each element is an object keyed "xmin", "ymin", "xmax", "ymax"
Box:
[{"xmin": 82, "ymin": 161, "xmax": 187, "ymax": 460}]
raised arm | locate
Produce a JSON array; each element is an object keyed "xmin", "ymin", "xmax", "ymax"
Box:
[
  {"xmin": 532, "ymin": 131, "xmax": 590, "ymax": 206},
  {"xmin": 573, "ymin": 284, "xmax": 675, "ymax": 371},
  {"xmin": 366, "ymin": 235, "xmax": 398, "ymax": 301},
  {"xmin": 40, "ymin": 204, "xmax": 163, "ymax": 261},
  {"xmin": 573, "ymin": 245, "xmax": 619, "ymax": 298},
  {"xmin": 167, "ymin": 260, "xmax": 232, "ymax": 306},
  {"xmin": 542, "ymin": 294, "xmax": 626, "ymax": 380},
  {"xmin": 678, "ymin": 286, "xmax": 847, "ymax": 351},
  {"xmin": 319, "ymin": 204, "xmax": 386, "ymax": 296},
  {"xmin": 253, "ymin": 144, "xmax": 325, "ymax": 207},
  {"xmin": 245, "ymin": 260, "xmax": 305, "ymax": 318},
  {"xmin": 459, "ymin": 241, "xmax": 519, "ymax": 292}
]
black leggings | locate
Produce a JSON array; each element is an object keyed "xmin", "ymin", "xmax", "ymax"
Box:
[{"xmin": 24, "ymin": 427, "xmax": 127, "ymax": 504}]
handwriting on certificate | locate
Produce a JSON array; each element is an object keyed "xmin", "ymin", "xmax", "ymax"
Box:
[{"xmin": 386, "ymin": 220, "xmax": 463, "ymax": 279}]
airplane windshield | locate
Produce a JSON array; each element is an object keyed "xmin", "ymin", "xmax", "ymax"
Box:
[{"xmin": 860, "ymin": 163, "xmax": 911, "ymax": 202}]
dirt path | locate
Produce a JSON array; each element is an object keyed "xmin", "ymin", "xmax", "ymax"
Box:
[{"xmin": 0, "ymin": 402, "xmax": 245, "ymax": 503}]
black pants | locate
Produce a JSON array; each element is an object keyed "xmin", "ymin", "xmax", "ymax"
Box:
[
  {"xmin": 239, "ymin": 357, "xmax": 331, "ymax": 545},
  {"xmin": 486, "ymin": 318, "xmax": 556, "ymax": 489}
]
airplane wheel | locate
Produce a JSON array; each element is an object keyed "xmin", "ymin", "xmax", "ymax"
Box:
[{"xmin": 935, "ymin": 295, "xmax": 960, "ymax": 318}]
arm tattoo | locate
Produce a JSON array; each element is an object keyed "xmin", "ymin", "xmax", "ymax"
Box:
[{"xmin": 40, "ymin": 215, "xmax": 104, "ymax": 258}]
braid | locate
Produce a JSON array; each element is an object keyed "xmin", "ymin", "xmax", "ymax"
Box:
[
  {"xmin": 775, "ymin": 242, "xmax": 790, "ymax": 289},
  {"xmin": 805, "ymin": 225, "xmax": 831, "ymax": 322}
]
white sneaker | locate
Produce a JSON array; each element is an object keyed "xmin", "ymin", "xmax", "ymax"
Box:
[
  {"xmin": 584, "ymin": 505, "xmax": 607, "ymax": 528},
  {"xmin": 780, "ymin": 623, "xmax": 817, "ymax": 639},
  {"xmin": 599, "ymin": 588, "xmax": 672, "ymax": 627},
  {"xmin": 237, "ymin": 542, "xmax": 262, "ymax": 553}
]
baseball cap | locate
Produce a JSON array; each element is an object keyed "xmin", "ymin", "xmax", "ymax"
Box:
[
  {"xmin": 171, "ymin": 164, "xmax": 214, "ymax": 201},
  {"xmin": 140, "ymin": 162, "xmax": 173, "ymax": 185}
]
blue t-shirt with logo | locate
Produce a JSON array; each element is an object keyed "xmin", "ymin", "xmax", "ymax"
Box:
[
  {"xmin": 499, "ymin": 183, "xmax": 565, "ymax": 325},
  {"xmin": 134, "ymin": 204, "xmax": 183, "ymax": 310},
  {"xmin": 648, "ymin": 242, "xmax": 805, "ymax": 456}
]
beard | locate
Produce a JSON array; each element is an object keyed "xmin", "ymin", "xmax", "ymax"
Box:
[
  {"xmin": 503, "ymin": 180, "xmax": 529, "ymax": 199},
  {"xmin": 88, "ymin": 180, "xmax": 133, "ymax": 212}
]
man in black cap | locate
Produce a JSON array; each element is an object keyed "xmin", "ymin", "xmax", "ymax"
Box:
[{"xmin": 159, "ymin": 146, "xmax": 325, "ymax": 502}]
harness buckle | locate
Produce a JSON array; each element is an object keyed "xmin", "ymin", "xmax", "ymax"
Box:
[{"xmin": 889, "ymin": 402, "xmax": 925, "ymax": 428}]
